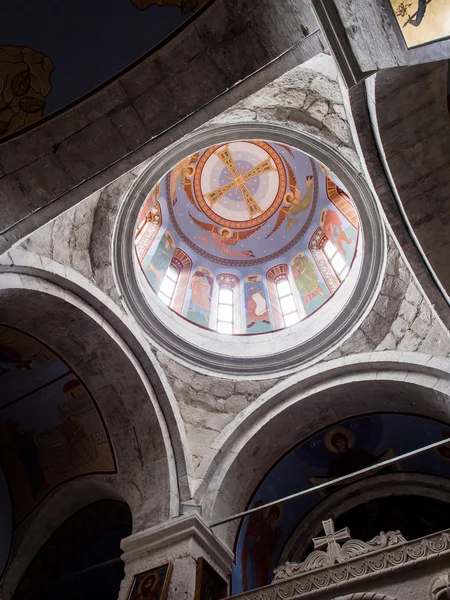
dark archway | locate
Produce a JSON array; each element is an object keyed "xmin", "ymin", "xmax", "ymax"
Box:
[
  {"xmin": 302, "ymin": 494, "xmax": 450, "ymax": 559},
  {"xmin": 13, "ymin": 499, "xmax": 132, "ymax": 600}
]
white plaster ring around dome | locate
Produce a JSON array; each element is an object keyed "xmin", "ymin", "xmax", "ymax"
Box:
[{"xmin": 113, "ymin": 123, "xmax": 386, "ymax": 377}]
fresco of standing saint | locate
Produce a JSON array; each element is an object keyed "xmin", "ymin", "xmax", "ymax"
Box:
[
  {"xmin": 290, "ymin": 252, "xmax": 326, "ymax": 310},
  {"xmin": 187, "ymin": 267, "xmax": 214, "ymax": 326},
  {"xmin": 244, "ymin": 276, "xmax": 272, "ymax": 332},
  {"xmin": 320, "ymin": 208, "xmax": 353, "ymax": 259},
  {"xmin": 145, "ymin": 232, "xmax": 176, "ymax": 293}
]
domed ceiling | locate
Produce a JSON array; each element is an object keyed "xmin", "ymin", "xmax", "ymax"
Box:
[{"xmin": 135, "ymin": 140, "xmax": 360, "ymax": 336}]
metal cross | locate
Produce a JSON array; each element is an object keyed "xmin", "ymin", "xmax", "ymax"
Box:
[{"xmin": 313, "ymin": 519, "xmax": 351, "ymax": 563}]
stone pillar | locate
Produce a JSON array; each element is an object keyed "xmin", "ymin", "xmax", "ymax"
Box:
[{"xmin": 119, "ymin": 514, "xmax": 233, "ymax": 600}]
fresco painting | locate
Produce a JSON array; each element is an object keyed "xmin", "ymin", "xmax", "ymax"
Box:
[
  {"xmin": 290, "ymin": 251, "xmax": 329, "ymax": 315},
  {"xmin": 233, "ymin": 413, "xmax": 450, "ymax": 593},
  {"xmin": 135, "ymin": 140, "xmax": 360, "ymax": 334},
  {"xmin": 390, "ymin": 0, "xmax": 450, "ymax": 47},
  {"xmin": 126, "ymin": 563, "xmax": 172, "ymax": 600},
  {"xmin": 186, "ymin": 267, "xmax": 214, "ymax": 327},
  {"xmin": 2, "ymin": 0, "xmax": 214, "ymax": 138},
  {"xmin": 0, "ymin": 325, "xmax": 116, "ymax": 528},
  {"xmin": 143, "ymin": 231, "xmax": 176, "ymax": 293},
  {"xmin": 244, "ymin": 276, "xmax": 272, "ymax": 333},
  {"xmin": 0, "ymin": 46, "xmax": 54, "ymax": 138}
]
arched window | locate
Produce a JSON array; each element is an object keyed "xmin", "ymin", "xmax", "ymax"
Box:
[
  {"xmin": 170, "ymin": 249, "xmax": 193, "ymax": 313},
  {"xmin": 323, "ymin": 238, "xmax": 349, "ymax": 282},
  {"xmin": 216, "ymin": 274, "xmax": 240, "ymax": 334},
  {"xmin": 158, "ymin": 263, "xmax": 180, "ymax": 307},
  {"xmin": 309, "ymin": 227, "xmax": 341, "ymax": 292},
  {"xmin": 266, "ymin": 265, "xmax": 300, "ymax": 329},
  {"xmin": 135, "ymin": 201, "xmax": 162, "ymax": 261},
  {"xmin": 276, "ymin": 277, "xmax": 300, "ymax": 327},
  {"xmin": 325, "ymin": 175, "xmax": 359, "ymax": 229}
]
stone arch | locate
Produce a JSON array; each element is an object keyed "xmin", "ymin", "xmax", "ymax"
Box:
[
  {"xmin": 1, "ymin": 480, "xmax": 128, "ymax": 599},
  {"xmin": 0, "ymin": 270, "xmax": 186, "ymax": 596},
  {"xmin": 348, "ymin": 62, "xmax": 450, "ymax": 326},
  {"xmin": 195, "ymin": 352, "xmax": 450, "ymax": 546},
  {"xmin": 0, "ymin": 260, "xmax": 193, "ymax": 504}
]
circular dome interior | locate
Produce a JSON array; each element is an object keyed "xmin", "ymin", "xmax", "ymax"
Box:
[{"xmin": 134, "ymin": 139, "xmax": 360, "ymax": 336}]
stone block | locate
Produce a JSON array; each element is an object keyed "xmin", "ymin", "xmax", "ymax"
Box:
[
  {"xmin": 56, "ymin": 117, "xmax": 128, "ymax": 182},
  {"xmin": 398, "ymin": 300, "xmax": 417, "ymax": 324},
  {"xmin": 16, "ymin": 153, "xmax": 74, "ymax": 207},
  {"xmin": 209, "ymin": 379, "xmax": 235, "ymax": 398},
  {"xmin": 391, "ymin": 316, "xmax": 408, "ymax": 340},
  {"xmin": 110, "ymin": 105, "xmax": 150, "ymax": 150},
  {"xmin": 322, "ymin": 113, "xmax": 351, "ymax": 144},
  {"xmin": 308, "ymin": 99, "xmax": 329, "ymax": 121},
  {"xmin": 411, "ymin": 317, "xmax": 431, "ymax": 339},
  {"xmin": 396, "ymin": 330, "xmax": 422, "ymax": 352}
]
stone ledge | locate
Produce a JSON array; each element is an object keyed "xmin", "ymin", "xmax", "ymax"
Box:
[{"xmin": 121, "ymin": 513, "xmax": 233, "ymax": 573}]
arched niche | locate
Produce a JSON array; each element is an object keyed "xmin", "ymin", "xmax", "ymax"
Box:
[
  {"xmin": 12, "ymin": 498, "xmax": 132, "ymax": 600},
  {"xmin": 193, "ymin": 354, "xmax": 450, "ymax": 591}
]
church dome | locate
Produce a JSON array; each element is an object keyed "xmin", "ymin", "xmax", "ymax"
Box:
[
  {"xmin": 115, "ymin": 125, "xmax": 384, "ymax": 375},
  {"xmin": 134, "ymin": 140, "xmax": 359, "ymax": 335}
]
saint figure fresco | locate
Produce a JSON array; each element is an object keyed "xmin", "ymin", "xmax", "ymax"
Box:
[
  {"xmin": 244, "ymin": 276, "xmax": 271, "ymax": 331},
  {"xmin": 146, "ymin": 232, "xmax": 176, "ymax": 292},
  {"xmin": 0, "ymin": 325, "xmax": 116, "ymax": 525},
  {"xmin": 320, "ymin": 208, "xmax": 353, "ymax": 258},
  {"xmin": 290, "ymin": 252, "xmax": 325, "ymax": 308},
  {"xmin": 187, "ymin": 267, "xmax": 214, "ymax": 326},
  {"xmin": 309, "ymin": 426, "xmax": 396, "ymax": 492},
  {"xmin": 242, "ymin": 501, "xmax": 283, "ymax": 589},
  {"xmin": 126, "ymin": 564, "xmax": 172, "ymax": 600},
  {"xmin": 190, "ymin": 213, "xmax": 262, "ymax": 258}
]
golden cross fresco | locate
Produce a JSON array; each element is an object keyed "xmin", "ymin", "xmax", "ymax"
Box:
[
  {"xmin": 0, "ymin": 46, "xmax": 53, "ymax": 139},
  {"xmin": 390, "ymin": 0, "xmax": 450, "ymax": 47}
]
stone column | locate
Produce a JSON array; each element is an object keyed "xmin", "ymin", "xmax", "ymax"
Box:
[{"xmin": 119, "ymin": 513, "xmax": 233, "ymax": 600}]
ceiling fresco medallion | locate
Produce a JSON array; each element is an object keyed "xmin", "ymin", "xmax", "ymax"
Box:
[{"xmin": 194, "ymin": 141, "xmax": 286, "ymax": 229}]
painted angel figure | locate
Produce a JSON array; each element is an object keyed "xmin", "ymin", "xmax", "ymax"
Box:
[
  {"xmin": 265, "ymin": 164, "xmax": 313, "ymax": 239},
  {"xmin": 171, "ymin": 153, "xmax": 199, "ymax": 203},
  {"xmin": 189, "ymin": 213, "xmax": 261, "ymax": 258}
]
